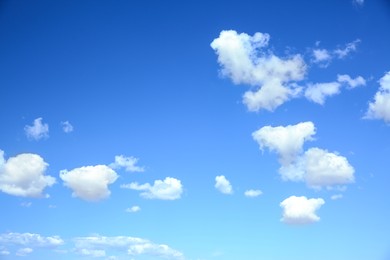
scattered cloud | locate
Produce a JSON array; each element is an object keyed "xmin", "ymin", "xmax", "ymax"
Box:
[
  {"xmin": 312, "ymin": 49, "xmax": 331, "ymax": 65},
  {"xmin": 252, "ymin": 121, "xmax": 315, "ymax": 165},
  {"xmin": 334, "ymin": 39, "xmax": 360, "ymax": 59},
  {"xmin": 0, "ymin": 150, "xmax": 55, "ymax": 198},
  {"xmin": 215, "ymin": 175, "xmax": 233, "ymax": 194},
  {"xmin": 244, "ymin": 189, "xmax": 262, "ymax": 197},
  {"xmin": 126, "ymin": 206, "xmax": 141, "ymax": 213},
  {"xmin": 331, "ymin": 194, "xmax": 343, "ymax": 200},
  {"xmin": 121, "ymin": 177, "xmax": 183, "ymax": 200},
  {"xmin": 16, "ymin": 247, "xmax": 33, "ymax": 256},
  {"xmin": 337, "ymin": 74, "xmax": 366, "ymax": 88},
  {"xmin": 280, "ymin": 196, "xmax": 325, "ymax": 225},
  {"xmin": 353, "ymin": 0, "xmax": 364, "ymax": 6},
  {"xmin": 305, "ymin": 82, "xmax": 342, "ymax": 105},
  {"xmin": 61, "ymin": 121, "xmax": 74, "ymax": 133},
  {"xmin": 60, "ymin": 165, "xmax": 118, "ymax": 201},
  {"xmin": 110, "ymin": 155, "xmax": 144, "ymax": 172},
  {"xmin": 0, "ymin": 250, "xmax": 10, "ymax": 255},
  {"xmin": 24, "ymin": 118, "xmax": 49, "ymax": 140},
  {"xmin": 253, "ymin": 122, "xmax": 355, "ymax": 189},
  {"xmin": 20, "ymin": 202, "xmax": 32, "ymax": 207},
  {"xmin": 365, "ymin": 71, "xmax": 390, "ymax": 123},
  {"xmin": 0, "ymin": 232, "xmax": 64, "ymax": 248},
  {"xmin": 211, "ymin": 30, "xmax": 306, "ymax": 111},
  {"xmin": 74, "ymin": 235, "xmax": 184, "ymax": 260},
  {"xmin": 311, "ymin": 40, "xmax": 360, "ymax": 67}
]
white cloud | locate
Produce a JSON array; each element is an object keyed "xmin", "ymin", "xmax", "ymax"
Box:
[
  {"xmin": 74, "ymin": 235, "xmax": 184, "ymax": 260},
  {"xmin": 0, "ymin": 150, "xmax": 55, "ymax": 198},
  {"xmin": 252, "ymin": 122, "xmax": 315, "ymax": 165},
  {"xmin": 78, "ymin": 248, "xmax": 106, "ymax": 257},
  {"xmin": 109, "ymin": 155, "xmax": 144, "ymax": 172},
  {"xmin": 0, "ymin": 233, "xmax": 64, "ymax": 248},
  {"xmin": 60, "ymin": 165, "xmax": 118, "ymax": 201},
  {"xmin": 334, "ymin": 39, "xmax": 360, "ymax": 59},
  {"xmin": 305, "ymin": 82, "xmax": 342, "ymax": 105},
  {"xmin": 331, "ymin": 194, "xmax": 343, "ymax": 200},
  {"xmin": 61, "ymin": 121, "xmax": 74, "ymax": 133},
  {"xmin": 126, "ymin": 206, "xmax": 141, "ymax": 213},
  {"xmin": 24, "ymin": 118, "xmax": 49, "ymax": 140},
  {"xmin": 211, "ymin": 30, "xmax": 306, "ymax": 111},
  {"xmin": 0, "ymin": 250, "xmax": 10, "ymax": 255},
  {"xmin": 353, "ymin": 0, "xmax": 364, "ymax": 7},
  {"xmin": 20, "ymin": 202, "xmax": 32, "ymax": 207},
  {"xmin": 244, "ymin": 189, "xmax": 262, "ymax": 197},
  {"xmin": 215, "ymin": 175, "xmax": 233, "ymax": 194},
  {"xmin": 312, "ymin": 49, "xmax": 331, "ymax": 64},
  {"xmin": 280, "ymin": 196, "xmax": 325, "ymax": 225},
  {"xmin": 121, "ymin": 177, "xmax": 183, "ymax": 200},
  {"xmin": 16, "ymin": 247, "xmax": 33, "ymax": 256},
  {"xmin": 365, "ymin": 71, "xmax": 390, "ymax": 123},
  {"xmin": 337, "ymin": 74, "xmax": 366, "ymax": 88}
]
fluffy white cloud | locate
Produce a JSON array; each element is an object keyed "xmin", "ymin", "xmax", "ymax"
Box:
[
  {"xmin": 61, "ymin": 121, "xmax": 74, "ymax": 133},
  {"xmin": 280, "ymin": 196, "xmax": 325, "ymax": 225},
  {"xmin": 121, "ymin": 177, "xmax": 183, "ymax": 200},
  {"xmin": 252, "ymin": 122, "xmax": 315, "ymax": 165},
  {"xmin": 334, "ymin": 39, "xmax": 360, "ymax": 59},
  {"xmin": 312, "ymin": 49, "xmax": 331, "ymax": 64},
  {"xmin": 109, "ymin": 155, "xmax": 144, "ymax": 172},
  {"xmin": 24, "ymin": 118, "xmax": 49, "ymax": 140},
  {"xmin": 211, "ymin": 30, "xmax": 306, "ymax": 111},
  {"xmin": 126, "ymin": 205, "xmax": 141, "ymax": 213},
  {"xmin": 337, "ymin": 74, "xmax": 366, "ymax": 88},
  {"xmin": 311, "ymin": 40, "xmax": 360, "ymax": 67},
  {"xmin": 16, "ymin": 247, "xmax": 33, "ymax": 256},
  {"xmin": 331, "ymin": 194, "xmax": 343, "ymax": 200},
  {"xmin": 60, "ymin": 165, "xmax": 118, "ymax": 201},
  {"xmin": 244, "ymin": 189, "xmax": 262, "ymax": 197},
  {"xmin": 74, "ymin": 235, "xmax": 184, "ymax": 260},
  {"xmin": 0, "ymin": 151, "xmax": 55, "ymax": 198},
  {"xmin": 215, "ymin": 175, "xmax": 233, "ymax": 194},
  {"xmin": 365, "ymin": 71, "xmax": 390, "ymax": 123},
  {"xmin": 0, "ymin": 233, "xmax": 64, "ymax": 248},
  {"xmin": 305, "ymin": 82, "xmax": 342, "ymax": 105}
]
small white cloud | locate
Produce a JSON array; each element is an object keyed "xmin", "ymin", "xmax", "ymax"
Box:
[
  {"xmin": 61, "ymin": 121, "xmax": 74, "ymax": 133},
  {"xmin": 353, "ymin": 0, "xmax": 364, "ymax": 6},
  {"xmin": 0, "ymin": 150, "xmax": 55, "ymax": 198},
  {"xmin": 0, "ymin": 232, "xmax": 64, "ymax": 247},
  {"xmin": 211, "ymin": 30, "xmax": 306, "ymax": 112},
  {"xmin": 331, "ymin": 194, "xmax": 343, "ymax": 200},
  {"xmin": 121, "ymin": 177, "xmax": 183, "ymax": 200},
  {"xmin": 244, "ymin": 189, "xmax": 262, "ymax": 197},
  {"xmin": 334, "ymin": 39, "xmax": 360, "ymax": 59},
  {"xmin": 60, "ymin": 165, "xmax": 118, "ymax": 202},
  {"xmin": 312, "ymin": 49, "xmax": 331, "ymax": 64},
  {"xmin": 0, "ymin": 250, "xmax": 10, "ymax": 255},
  {"xmin": 215, "ymin": 175, "xmax": 233, "ymax": 194},
  {"xmin": 280, "ymin": 196, "xmax": 325, "ymax": 225},
  {"xmin": 365, "ymin": 71, "xmax": 390, "ymax": 123},
  {"xmin": 252, "ymin": 121, "xmax": 315, "ymax": 165},
  {"xmin": 337, "ymin": 74, "xmax": 366, "ymax": 88},
  {"xmin": 16, "ymin": 247, "xmax": 33, "ymax": 256},
  {"xmin": 126, "ymin": 206, "xmax": 141, "ymax": 213},
  {"xmin": 24, "ymin": 118, "xmax": 49, "ymax": 140},
  {"xmin": 20, "ymin": 202, "xmax": 32, "ymax": 207},
  {"xmin": 110, "ymin": 155, "xmax": 144, "ymax": 172},
  {"xmin": 305, "ymin": 82, "xmax": 342, "ymax": 105},
  {"xmin": 78, "ymin": 248, "xmax": 106, "ymax": 257}
]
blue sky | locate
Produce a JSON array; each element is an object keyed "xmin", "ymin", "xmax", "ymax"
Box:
[{"xmin": 1, "ymin": 0, "xmax": 390, "ymax": 259}]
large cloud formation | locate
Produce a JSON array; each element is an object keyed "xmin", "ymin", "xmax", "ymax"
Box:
[
  {"xmin": 0, "ymin": 150, "xmax": 55, "ymax": 197},
  {"xmin": 280, "ymin": 196, "xmax": 325, "ymax": 225},
  {"xmin": 253, "ymin": 122, "xmax": 355, "ymax": 189},
  {"xmin": 211, "ymin": 30, "xmax": 306, "ymax": 111},
  {"xmin": 365, "ymin": 71, "xmax": 390, "ymax": 123},
  {"xmin": 60, "ymin": 165, "xmax": 118, "ymax": 201}
]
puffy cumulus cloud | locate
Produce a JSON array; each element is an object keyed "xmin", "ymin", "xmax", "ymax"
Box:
[
  {"xmin": 74, "ymin": 235, "xmax": 184, "ymax": 260},
  {"xmin": 305, "ymin": 82, "xmax": 342, "ymax": 105},
  {"xmin": 0, "ymin": 150, "xmax": 55, "ymax": 198},
  {"xmin": 211, "ymin": 30, "xmax": 306, "ymax": 112},
  {"xmin": 126, "ymin": 205, "xmax": 141, "ymax": 213},
  {"xmin": 337, "ymin": 74, "xmax": 366, "ymax": 88},
  {"xmin": 215, "ymin": 175, "xmax": 233, "ymax": 194},
  {"xmin": 109, "ymin": 155, "xmax": 144, "ymax": 172},
  {"xmin": 121, "ymin": 177, "xmax": 183, "ymax": 200},
  {"xmin": 24, "ymin": 118, "xmax": 49, "ymax": 140},
  {"xmin": 61, "ymin": 121, "xmax": 74, "ymax": 133},
  {"xmin": 60, "ymin": 165, "xmax": 118, "ymax": 201},
  {"xmin": 244, "ymin": 189, "xmax": 262, "ymax": 197},
  {"xmin": 252, "ymin": 122, "xmax": 315, "ymax": 165},
  {"xmin": 280, "ymin": 196, "xmax": 325, "ymax": 225},
  {"xmin": 0, "ymin": 232, "xmax": 64, "ymax": 248},
  {"xmin": 312, "ymin": 49, "xmax": 331, "ymax": 64},
  {"xmin": 365, "ymin": 71, "xmax": 390, "ymax": 123},
  {"xmin": 16, "ymin": 247, "xmax": 33, "ymax": 256}
]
